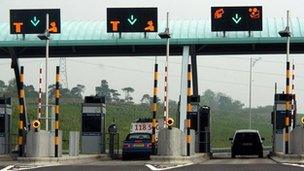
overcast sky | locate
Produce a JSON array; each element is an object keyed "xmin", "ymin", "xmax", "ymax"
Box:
[{"xmin": 1, "ymin": 0, "xmax": 304, "ymax": 112}]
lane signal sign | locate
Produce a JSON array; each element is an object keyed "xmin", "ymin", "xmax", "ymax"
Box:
[
  {"xmin": 144, "ymin": 20, "xmax": 155, "ymax": 32},
  {"xmin": 30, "ymin": 16, "xmax": 40, "ymax": 27},
  {"xmin": 110, "ymin": 21, "xmax": 120, "ymax": 32},
  {"xmin": 214, "ymin": 8, "xmax": 224, "ymax": 19},
  {"xmin": 49, "ymin": 22, "xmax": 58, "ymax": 33},
  {"xmin": 13, "ymin": 22, "xmax": 23, "ymax": 33},
  {"xmin": 249, "ymin": 7, "xmax": 261, "ymax": 19},
  {"xmin": 107, "ymin": 8, "xmax": 157, "ymax": 33},
  {"xmin": 10, "ymin": 9, "xmax": 61, "ymax": 34},
  {"xmin": 211, "ymin": 6, "xmax": 263, "ymax": 32}
]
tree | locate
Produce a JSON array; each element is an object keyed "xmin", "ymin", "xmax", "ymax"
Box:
[
  {"xmin": 140, "ymin": 94, "xmax": 151, "ymax": 104},
  {"xmin": 122, "ymin": 87, "xmax": 135, "ymax": 102},
  {"xmin": 70, "ymin": 84, "xmax": 85, "ymax": 98},
  {"xmin": 95, "ymin": 80, "xmax": 112, "ymax": 101},
  {"xmin": 200, "ymin": 89, "xmax": 217, "ymax": 108},
  {"xmin": 4, "ymin": 79, "xmax": 17, "ymax": 97},
  {"xmin": 24, "ymin": 85, "xmax": 38, "ymax": 98},
  {"xmin": 110, "ymin": 89, "xmax": 120, "ymax": 102},
  {"xmin": 0, "ymin": 80, "xmax": 7, "ymax": 95}
]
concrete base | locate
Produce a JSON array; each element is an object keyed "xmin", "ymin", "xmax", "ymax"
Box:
[
  {"xmin": 26, "ymin": 130, "xmax": 62, "ymax": 157},
  {"xmin": 274, "ymin": 133, "xmax": 283, "ymax": 153},
  {"xmin": 17, "ymin": 154, "xmax": 100, "ymax": 163},
  {"xmin": 158, "ymin": 128, "xmax": 196, "ymax": 156},
  {"xmin": 290, "ymin": 126, "xmax": 304, "ymax": 154},
  {"xmin": 270, "ymin": 152, "xmax": 304, "ymax": 165},
  {"xmin": 151, "ymin": 153, "xmax": 208, "ymax": 164},
  {"xmin": 69, "ymin": 131, "xmax": 80, "ymax": 156},
  {"xmin": 158, "ymin": 128, "xmax": 182, "ymax": 156},
  {"xmin": 181, "ymin": 129, "xmax": 195, "ymax": 156}
]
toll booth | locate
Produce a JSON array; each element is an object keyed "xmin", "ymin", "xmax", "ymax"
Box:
[
  {"xmin": 196, "ymin": 106, "xmax": 211, "ymax": 153},
  {"xmin": 0, "ymin": 97, "xmax": 12, "ymax": 155},
  {"xmin": 81, "ymin": 96, "xmax": 106, "ymax": 154},
  {"xmin": 272, "ymin": 93, "xmax": 295, "ymax": 153}
]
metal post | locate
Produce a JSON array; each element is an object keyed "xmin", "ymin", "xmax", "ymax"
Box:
[
  {"xmin": 186, "ymin": 64, "xmax": 192, "ymax": 156},
  {"xmin": 190, "ymin": 46, "xmax": 198, "ymax": 96},
  {"xmin": 18, "ymin": 66, "xmax": 25, "ymax": 157},
  {"xmin": 163, "ymin": 12, "xmax": 170, "ymax": 127},
  {"xmin": 273, "ymin": 82, "xmax": 277, "ymax": 153},
  {"xmin": 45, "ymin": 13, "xmax": 49, "ymax": 131},
  {"xmin": 179, "ymin": 46, "xmax": 190, "ymax": 131},
  {"xmin": 38, "ymin": 66, "xmax": 42, "ymax": 122},
  {"xmin": 248, "ymin": 57, "xmax": 261, "ymax": 129},
  {"xmin": 284, "ymin": 10, "xmax": 291, "ymax": 154},
  {"xmin": 54, "ymin": 66, "xmax": 60, "ymax": 157},
  {"xmin": 291, "ymin": 62, "xmax": 296, "ymax": 129},
  {"xmin": 249, "ymin": 57, "xmax": 253, "ymax": 129},
  {"xmin": 151, "ymin": 58, "xmax": 159, "ymax": 154}
]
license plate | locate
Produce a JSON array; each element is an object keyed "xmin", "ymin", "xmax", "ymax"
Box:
[
  {"xmin": 242, "ymin": 143, "xmax": 253, "ymax": 146},
  {"xmin": 133, "ymin": 144, "xmax": 144, "ymax": 147}
]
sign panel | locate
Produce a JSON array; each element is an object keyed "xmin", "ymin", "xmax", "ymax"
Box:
[
  {"xmin": 107, "ymin": 7, "xmax": 157, "ymax": 32},
  {"xmin": 211, "ymin": 6, "xmax": 262, "ymax": 31},
  {"xmin": 10, "ymin": 9, "xmax": 61, "ymax": 34},
  {"xmin": 130, "ymin": 122, "xmax": 160, "ymax": 140}
]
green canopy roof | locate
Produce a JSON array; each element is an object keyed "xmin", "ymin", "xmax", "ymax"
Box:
[{"xmin": 0, "ymin": 18, "xmax": 304, "ymax": 47}]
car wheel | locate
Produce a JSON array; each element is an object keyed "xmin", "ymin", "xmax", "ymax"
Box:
[
  {"xmin": 231, "ymin": 152, "xmax": 236, "ymax": 158},
  {"xmin": 146, "ymin": 154, "xmax": 151, "ymax": 160},
  {"xmin": 122, "ymin": 153, "xmax": 128, "ymax": 160}
]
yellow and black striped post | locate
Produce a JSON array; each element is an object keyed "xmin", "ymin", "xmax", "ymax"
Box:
[
  {"xmin": 186, "ymin": 64, "xmax": 192, "ymax": 156},
  {"xmin": 285, "ymin": 61, "xmax": 292, "ymax": 154},
  {"xmin": 151, "ymin": 63, "xmax": 158, "ymax": 154},
  {"xmin": 18, "ymin": 66, "xmax": 25, "ymax": 157},
  {"xmin": 54, "ymin": 66, "xmax": 60, "ymax": 157}
]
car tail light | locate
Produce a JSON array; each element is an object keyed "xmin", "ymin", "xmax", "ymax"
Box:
[
  {"xmin": 123, "ymin": 143, "xmax": 131, "ymax": 148},
  {"xmin": 146, "ymin": 143, "xmax": 152, "ymax": 148}
]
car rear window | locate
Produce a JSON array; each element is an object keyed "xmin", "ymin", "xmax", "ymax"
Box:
[
  {"xmin": 127, "ymin": 133, "xmax": 151, "ymax": 140},
  {"xmin": 235, "ymin": 132, "xmax": 260, "ymax": 142}
]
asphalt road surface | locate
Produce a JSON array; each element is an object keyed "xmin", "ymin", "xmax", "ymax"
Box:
[
  {"xmin": 2, "ymin": 158, "xmax": 299, "ymax": 171},
  {"xmin": 1, "ymin": 154, "xmax": 304, "ymax": 171}
]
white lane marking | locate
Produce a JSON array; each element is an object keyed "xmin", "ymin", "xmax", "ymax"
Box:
[
  {"xmin": 282, "ymin": 163, "xmax": 304, "ymax": 168},
  {"xmin": 146, "ymin": 163, "xmax": 193, "ymax": 171},
  {"xmin": 5, "ymin": 164, "xmax": 60, "ymax": 171},
  {"xmin": 0, "ymin": 165, "xmax": 15, "ymax": 171}
]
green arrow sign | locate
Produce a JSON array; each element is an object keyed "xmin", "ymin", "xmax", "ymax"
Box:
[
  {"xmin": 30, "ymin": 16, "xmax": 40, "ymax": 27},
  {"xmin": 232, "ymin": 14, "xmax": 242, "ymax": 24},
  {"xmin": 127, "ymin": 15, "xmax": 137, "ymax": 25}
]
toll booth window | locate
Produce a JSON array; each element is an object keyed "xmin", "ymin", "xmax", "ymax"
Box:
[
  {"xmin": 0, "ymin": 116, "xmax": 5, "ymax": 133},
  {"xmin": 82, "ymin": 114, "xmax": 101, "ymax": 133}
]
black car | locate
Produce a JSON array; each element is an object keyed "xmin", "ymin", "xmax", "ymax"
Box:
[
  {"xmin": 229, "ymin": 129, "xmax": 264, "ymax": 158},
  {"xmin": 122, "ymin": 133, "xmax": 152, "ymax": 160}
]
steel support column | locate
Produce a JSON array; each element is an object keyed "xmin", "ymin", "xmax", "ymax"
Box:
[{"xmin": 179, "ymin": 46, "xmax": 189, "ymax": 131}]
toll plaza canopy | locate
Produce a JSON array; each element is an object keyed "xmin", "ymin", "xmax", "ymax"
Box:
[{"xmin": 0, "ymin": 18, "xmax": 304, "ymax": 58}]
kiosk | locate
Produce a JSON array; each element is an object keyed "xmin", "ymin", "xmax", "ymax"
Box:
[
  {"xmin": 0, "ymin": 97, "xmax": 12, "ymax": 155},
  {"xmin": 81, "ymin": 96, "xmax": 106, "ymax": 154}
]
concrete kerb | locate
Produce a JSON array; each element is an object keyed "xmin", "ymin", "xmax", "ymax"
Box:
[
  {"xmin": 17, "ymin": 154, "xmax": 101, "ymax": 164},
  {"xmin": 150, "ymin": 153, "xmax": 209, "ymax": 164},
  {"xmin": 0, "ymin": 154, "xmax": 15, "ymax": 161},
  {"xmin": 269, "ymin": 152, "xmax": 304, "ymax": 165}
]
